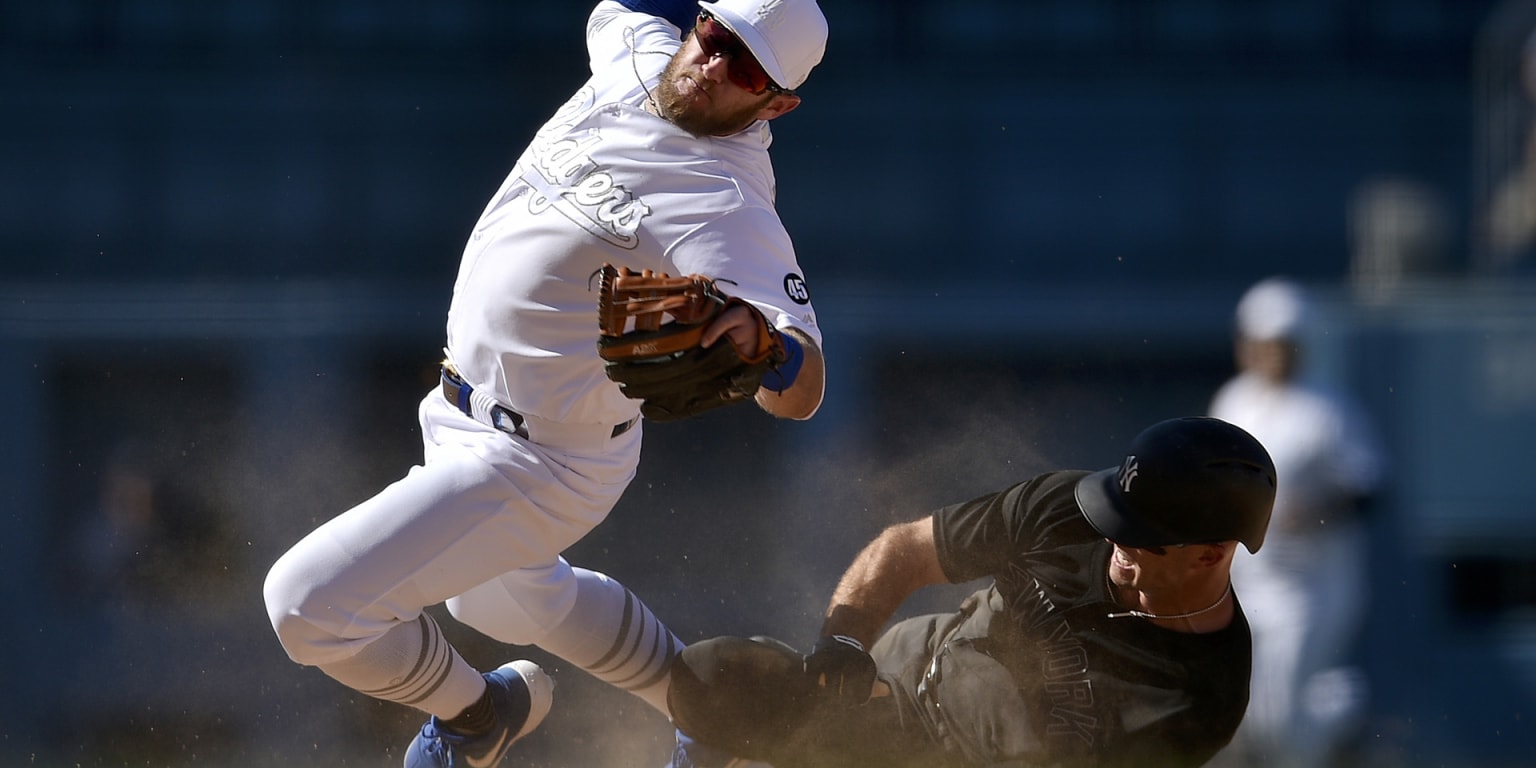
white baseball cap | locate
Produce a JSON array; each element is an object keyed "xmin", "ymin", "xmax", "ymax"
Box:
[
  {"xmin": 697, "ymin": 0, "xmax": 828, "ymax": 91},
  {"xmin": 1235, "ymin": 277, "xmax": 1310, "ymax": 341}
]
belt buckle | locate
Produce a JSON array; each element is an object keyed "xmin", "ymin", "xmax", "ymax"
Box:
[
  {"xmin": 491, "ymin": 406, "xmax": 530, "ymax": 440},
  {"xmin": 611, "ymin": 417, "xmax": 638, "ymax": 438},
  {"xmin": 444, "ymin": 364, "xmax": 630, "ymax": 444}
]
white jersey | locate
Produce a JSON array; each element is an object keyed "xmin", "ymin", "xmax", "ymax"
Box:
[
  {"xmin": 1209, "ymin": 374, "xmax": 1385, "ymax": 767},
  {"xmin": 1209, "ymin": 371, "xmax": 1384, "ymax": 557},
  {"xmin": 1204, "ymin": 370, "xmax": 1388, "ymax": 577},
  {"xmin": 445, "ymin": 1, "xmax": 820, "ymax": 427}
]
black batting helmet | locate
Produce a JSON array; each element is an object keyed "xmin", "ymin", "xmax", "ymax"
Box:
[{"xmin": 1075, "ymin": 417, "xmax": 1276, "ymax": 553}]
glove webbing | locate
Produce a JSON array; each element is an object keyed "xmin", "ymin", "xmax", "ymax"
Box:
[{"xmin": 595, "ymin": 265, "xmax": 729, "ymax": 360}]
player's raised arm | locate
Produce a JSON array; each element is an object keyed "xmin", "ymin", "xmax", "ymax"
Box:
[
  {"xmin": 818, "ymin": 517, "xmax": 950, "ymax": 648},
  {"xmin": 799, "ymin": 516, "xmax": 948, "ymax": 706}
]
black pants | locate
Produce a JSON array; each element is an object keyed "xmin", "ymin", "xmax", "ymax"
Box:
[{"xmin": 668, "ymin": 635, "xmax": 959, "ymax": 768}]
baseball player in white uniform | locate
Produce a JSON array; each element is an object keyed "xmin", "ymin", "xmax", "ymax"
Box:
[
  {"xmin": 262, "ymin": 0, "xmax": 829, "ymax": 765},
  {"xmin": 1208, "ymin": 277, "xmax": 1386, "ymax": 768}
]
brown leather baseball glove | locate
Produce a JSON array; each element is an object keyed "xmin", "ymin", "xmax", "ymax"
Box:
[{"xmin": 594, "ymin": 263, "xmax": 786, "ymax": 422}]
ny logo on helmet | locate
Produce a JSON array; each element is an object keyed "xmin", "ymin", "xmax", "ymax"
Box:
[{"xmin": 1117, "ymin": 456, "xmax": 1139, "ymax": 493}]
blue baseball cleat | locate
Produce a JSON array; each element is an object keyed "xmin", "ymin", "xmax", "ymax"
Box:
[
  {"xmin": 665, "ymin": 729, "xmax": 757, "ymax": 768},
  {"xmin": 404, "ymin": 660, "xmax": 554, "ymax": 768}
]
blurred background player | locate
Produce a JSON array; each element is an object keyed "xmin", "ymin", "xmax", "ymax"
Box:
[{"xmin": 1208, "ymin": 277, "xmax": 1387, "ymax": 768}]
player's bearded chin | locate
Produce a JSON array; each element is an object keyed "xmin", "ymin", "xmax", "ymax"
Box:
[{"xmin": 653, "ymin": 55, "xmax": 770, "ymax": 137}]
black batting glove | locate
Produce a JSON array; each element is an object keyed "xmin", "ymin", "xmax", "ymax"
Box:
[{"xmin": 803, "ymin": 635, "xmax": 877, "ymax": 707}]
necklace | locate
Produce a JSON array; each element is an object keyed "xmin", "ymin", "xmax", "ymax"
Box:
[{"xmin": 1105, "ymin": 572, "xmax": 1233, "ymax": 621}]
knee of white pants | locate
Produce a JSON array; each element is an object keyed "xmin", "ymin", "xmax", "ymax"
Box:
[
  {"xmin": 263, "ymin": 546, "xmax": 378, "ymax": 667},
  {"xmin": 264, "ymin": 550, "xmax": 333, "ymax": 665},
  {"xmin": 447, "ymin": 558, "xmax": 579, "ymax": 645}
]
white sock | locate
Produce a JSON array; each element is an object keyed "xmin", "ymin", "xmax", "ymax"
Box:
[
  {"xmin": 317, "ymin": 613, "xmax": 487, "ymax": 718},
  {"xmin": 537, "ymin": 568, "xmax": 682, "ymax": 714}
]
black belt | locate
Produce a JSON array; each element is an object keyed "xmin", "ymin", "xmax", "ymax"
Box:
[{"xmin": 440, "ymin": 366, "xmax": 636, "ymax": 441}]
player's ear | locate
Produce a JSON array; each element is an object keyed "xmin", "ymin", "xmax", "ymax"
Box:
[
  {"xmin": 757, "ymin": 93, "xmax": 801, "ymax": 121},
  {"xmin": 1184, "ymin": 542, "xmax": 1229, "ymax": 569}
]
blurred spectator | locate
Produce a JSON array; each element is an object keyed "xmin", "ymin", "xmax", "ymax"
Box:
[
  {"xmin": 1207, "ymin": 278, "xmax": 1387, "ymax": 768},
  {"xmin": 1348, "ymin": 175, "xmax": 1452, "ymax": 302},
  {"xmin": 1483, "ymin": 27, "xmax": 1536, "ymax": 274},
  {"xmin": 65, "ymin": 438, "xmax": 227, "ymax": 606}
]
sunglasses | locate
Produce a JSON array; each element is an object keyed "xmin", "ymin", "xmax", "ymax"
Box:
[{"xmin": 693, "ymin": 12, "xmax": 791, "ymax": 96}]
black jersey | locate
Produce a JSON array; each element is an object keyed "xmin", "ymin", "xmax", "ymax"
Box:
[{"xmin": 872, "ymin": 470, "xmax": 1251, "ymax": 768}]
